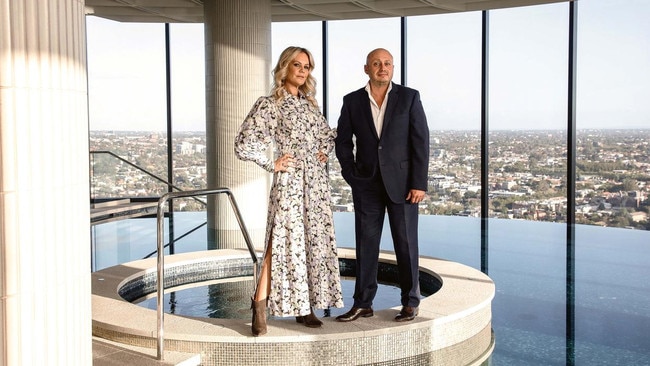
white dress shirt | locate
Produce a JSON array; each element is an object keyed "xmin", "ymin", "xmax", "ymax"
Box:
[{"xmin": 365, "ymin": 82, "xmax": 392, "ymax": 137}]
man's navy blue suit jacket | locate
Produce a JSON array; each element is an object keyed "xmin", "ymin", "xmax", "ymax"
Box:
[{"xmin": 335, "ymin": 83, "xmax": 430, "ymax": 204}]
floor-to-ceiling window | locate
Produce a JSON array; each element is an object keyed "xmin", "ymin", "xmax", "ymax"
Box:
[
  {"xmin": 85, "ymin": 2, "xmax": 650, "ymax": 364},
  {"xmin": 487, "ymin": 3, "xmax": 570, "ymax": 364},
  {"xmin": 406, "ymin": 12, "xmax": 483, "ymax": 268},
  {"xmin": 87, "ymin": 18, "xmax": 209, "ymax": 264},
  {"xmin": 574, "ymin": 0, "xmax": 650, "ymax": 364}
]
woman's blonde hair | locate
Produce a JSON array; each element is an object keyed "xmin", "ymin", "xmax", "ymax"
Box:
[{"xmin": 271, "ymin": 46, "xmax": 318, "ymax": 108}]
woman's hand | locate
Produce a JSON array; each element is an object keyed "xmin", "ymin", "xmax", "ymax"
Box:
[{"xmin": 274, "ymin": 153, "xmax": 295, "ymax": 172}]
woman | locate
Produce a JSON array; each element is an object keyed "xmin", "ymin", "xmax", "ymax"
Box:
[{"xmin": 234, "ymin": 46, "xmax": 343, "ymax": 336}]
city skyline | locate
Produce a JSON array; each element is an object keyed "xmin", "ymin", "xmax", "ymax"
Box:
[
  {"xmin": 86, "ymin": 0, "xmax": 650, "ymax": 132},
  {"xmin": 89, "ymin": 128, "xmax": 650, "ymax": 230}
]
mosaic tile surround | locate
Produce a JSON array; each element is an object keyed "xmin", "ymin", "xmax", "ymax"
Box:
[
  {"xmin": 92, "ymin": 248, "xmax": 495, "ymax": 365},
  {"xmin": 119, "ymin": 257, "xmax": 442, "ymax": 303}
]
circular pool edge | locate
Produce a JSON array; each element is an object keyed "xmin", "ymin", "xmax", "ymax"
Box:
[{"xmin": 92, "ymin": 248, "xmax": 495, "ymax": 366}]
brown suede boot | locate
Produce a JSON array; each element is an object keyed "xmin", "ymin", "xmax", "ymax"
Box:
[
  {"xmin": 295, "ymin": 308, "xmax": 323, "ymax": 328},
  {"xmin": 251, "ymin": 298, "xmax": 268, "ymax": 336}
]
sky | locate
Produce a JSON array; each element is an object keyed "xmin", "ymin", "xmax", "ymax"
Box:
[{"xmin": 86, "ymin": 0, "xmax": 650, "ymax": 132}]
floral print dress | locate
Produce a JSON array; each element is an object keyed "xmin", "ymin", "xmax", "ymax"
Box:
[{"xmin": 234, "ymin": 91, "xmax": 344, "ymax": 317}]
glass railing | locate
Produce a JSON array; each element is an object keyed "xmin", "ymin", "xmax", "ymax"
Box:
[{"xmin": 90, "ymin": 150, "xmax": 207, "ymax": 210}]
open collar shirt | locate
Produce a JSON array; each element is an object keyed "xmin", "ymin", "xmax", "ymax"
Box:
[{"xmin": 365, "ymin": 81, "xmax": 392, "ymax": 138}]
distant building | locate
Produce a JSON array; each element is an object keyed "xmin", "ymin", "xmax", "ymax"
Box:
[
  {"xmin": 194, "ymin": 144, "xmax": 206, "ymax": 153},
  {"xmin": 630, "ymin": 211, "xmax": 648, "ymax": 223},
  {"xmin": 176, "ymin": 142, "xmax": 194, "ymax": 155},
  {"xmin": 501, "ymin": 180, "xmax": 517, "ymax": 190}
]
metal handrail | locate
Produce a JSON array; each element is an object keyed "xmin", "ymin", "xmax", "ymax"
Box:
[
  {"xmin": 89, "ymin": 150, "xmax": 208, "ymax": 206},
  {"xmin": 155, "ymin": 188, "xmax": 259, "ymax": 360}
]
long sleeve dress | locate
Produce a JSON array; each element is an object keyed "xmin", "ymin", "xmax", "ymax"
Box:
[{"xmin": 234, "ymin": 91, "xmax": 344, "ymax": 317}]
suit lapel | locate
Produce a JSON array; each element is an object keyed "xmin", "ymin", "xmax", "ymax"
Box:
[
  {"xmin": 381, "ymin": 85, "xmax": 399, "ymax": 139},
  {"xmin": 359, "ymin": 90, "xmax": 379, "ymax": 140}
]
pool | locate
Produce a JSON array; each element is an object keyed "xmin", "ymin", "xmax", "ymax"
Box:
[
  {"xmin": 92, "ymin": 248, "xmax": 493, "ymax": 365},
  {"xmin": 134, "ymin": 275, "xmax": 434, "ymax": 320}
]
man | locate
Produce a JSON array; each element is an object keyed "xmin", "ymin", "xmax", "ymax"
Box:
[{"xmin": 335, "ymin": 48, "xmax": 430, "ymax": 322}]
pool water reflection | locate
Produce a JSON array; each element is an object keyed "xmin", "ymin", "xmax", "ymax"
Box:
[{"xmin": 134, "ymin": 278, "xmax": 404, "ymax": 320}]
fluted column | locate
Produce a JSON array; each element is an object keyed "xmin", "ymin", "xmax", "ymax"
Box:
[
  {"xmin": 204, "ymin": 0, "xmax": 271, "ymax": 250},
  {"xmin": 0, "ymin": 0, "xmax": 91, "ymax": 365}
]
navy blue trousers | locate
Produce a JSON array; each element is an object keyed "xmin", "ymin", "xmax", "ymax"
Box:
[{"xmin": 351, "ymin": 176, "xmax": 421, "ymax": 308}]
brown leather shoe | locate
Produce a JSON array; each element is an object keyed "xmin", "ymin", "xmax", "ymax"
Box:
[
  {"xmin": 335, "ymin": 307, "xmax": 374, "ymax": 322},
  {"xmin": 296, "ymin": 308, "xmax": 323, "ymax": 328},
  {"xmin": 395, "ymin": 306, "xmax": 418, "ymax": 322}
]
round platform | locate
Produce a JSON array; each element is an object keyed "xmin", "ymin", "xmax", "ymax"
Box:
[{"xmin": 92, "ymin": 248, "xmax": 495, "ymax": 366}]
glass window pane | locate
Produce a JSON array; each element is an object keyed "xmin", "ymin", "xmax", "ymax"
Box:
[
  {"xmin": 576, "ymin": 0, "xmax": 650, "ymax": 365},
  {"xmin": 170, "ymin": 23, "xmax": 207, "ymax": 208},
  {"xmin": 87, "ymin": 17, "xmax": 168, "ymax": 200},
  {"xmin": 488, "ymin": 4, "xmax": 569, "ymax": 365},
  {"xmin": 489, "ymin": 4, "xmax": 569, "ymax": 224},
  {"xmin": 576, "ymin": 0, "xmax": 650, "ymax": 230},
  {"xmin": 407, "ymin": 12, "xmax": 482, "ymax": 269}
]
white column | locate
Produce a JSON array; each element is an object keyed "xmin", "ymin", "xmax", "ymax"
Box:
[
  {"xmin": 204, "ymin": 0, "xmax": 272, "ymax": 250},
  {"xmin": 0, "ymin": 0, "xmax": 91, "ymax": 364}
]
